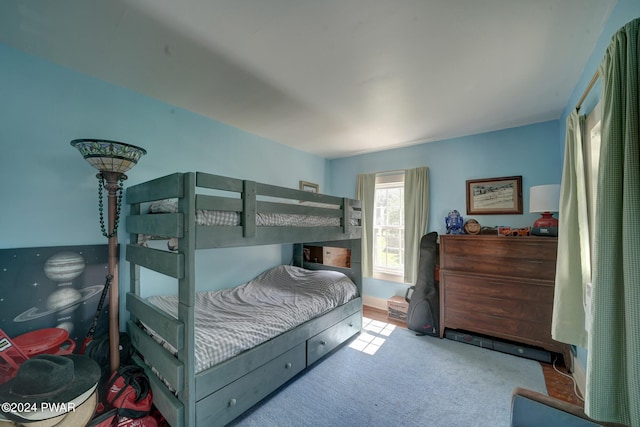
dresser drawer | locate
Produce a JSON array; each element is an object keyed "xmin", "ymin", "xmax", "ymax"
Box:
[
  {"xmin": 196, "ymin": 343, "xmax": 305, "ymax": 426},
  {"xmin": 440, "ymin": 236, "xmax": 557, "ymax": 280},
  {"xmin": 444, "ymin": 308, "xmax": 556, "ymax": 350},
  {"xmin": 307, "ymin": 311, "xmax": 361, "ymax": 365},
  {"xmin": 441, "ymin": 271, "xmax": 554, "ymax": 302}
]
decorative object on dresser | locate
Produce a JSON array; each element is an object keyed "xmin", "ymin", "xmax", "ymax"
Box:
[
  {"xmin": 445, "ymin": 210, "xmax": 464, "ymax": 234},
  {"xmin": 466, "ymin": 175, "xmax": 523, "ymax": 215},
  {"xmin": 71, "ymin": 139, "xmax": 147, "ymax": 373},
  {"xmin": 463, "ymin": 219, "xmax": 481, "ymax": 235},
  {"xmin": 529, "ymin": 184, "xmax": 560, "ymax": 236},
  {"xmin": 438, "ymin": 235, "xmax": 571, "ymax": 370}
]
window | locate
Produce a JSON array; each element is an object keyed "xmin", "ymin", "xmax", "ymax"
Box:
[
  {"xmin": 372, "ymin": 172, "xmax": 405, "ymax": 281},
  {"xmin": 583, "ymin": 100, "xmax": 601, "ymax": 333},
  {"xmin": 584, "ymin": 100, "xmax": 601, "ymax": 257}
]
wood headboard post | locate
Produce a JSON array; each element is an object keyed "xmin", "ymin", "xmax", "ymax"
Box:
[{"xmin": 243, "ymin": 180, "xmax": 257, "ymax": 238}]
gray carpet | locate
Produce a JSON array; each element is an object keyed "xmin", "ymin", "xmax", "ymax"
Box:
[{"xmin": 230, "ymin": 319, "xmax": 548, "ymax": 427}]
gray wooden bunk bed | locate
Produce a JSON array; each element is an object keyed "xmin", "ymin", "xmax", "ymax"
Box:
[{"xmin": 125, "ymin": 172, "xmax": 362, "ymax": 427}]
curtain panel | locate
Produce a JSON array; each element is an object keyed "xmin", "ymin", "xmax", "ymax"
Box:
[
  {"xmin": 404, "ymin": 167, "xmax": 429, "ymax": 284},
  {"xmin": 552, "ymin": 110, "xmax": 590, "ymax": 348},
  {"xmin": 356, "ymin": 173, "xmax": 376, "ymax": 277},
  {"xmin": 586, "ymin": 17, "xmax": 640, "ymax": 427}
]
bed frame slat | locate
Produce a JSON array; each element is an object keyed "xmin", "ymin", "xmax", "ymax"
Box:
[
  {"xmin": 128, "ymin": 321, "xmax": 184, "ymax": 391},
  {"xmin": 132, "ymin": 354, "xmax": 184, "ymax": 427},
  {"xmin": 256, "ymin": 182, "xmax": 341, "ymax": 204},
  {"xmin": 195, "ymin": 172, "xmax": 243, "ymax": 192},
  {"xmin": 195, "ymin": 194, "xmax": 242, "ymax": 212},
  {"xmin": 126, "ymin": 244, "xmax": 184, "ymax": 279},
  {"xmin": 256, "ymin": 200, "xmax": 342, "ymax": 217},
  {"xmin": 126, "ymin": 293, "xmax": 184, "ymax": 350},
  {"xmin": 195, "ymin": 226, "xmax": 361, "ymax": 249},
  {"xmin": 127, "ymin": 173, "xmax": 184, "ymax": 204},
  {"xmin": 126, "ymin": 213, "xmax": 183, "ymax": 238}
]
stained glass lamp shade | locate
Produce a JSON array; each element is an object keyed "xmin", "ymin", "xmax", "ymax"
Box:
[{"xmin": 70, "ymin": 139, "xmax": 147, "ymax": 174}]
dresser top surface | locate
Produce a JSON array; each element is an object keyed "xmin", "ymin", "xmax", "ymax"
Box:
[{"xmin": 440, "ymin": 235, "xmax": 557, "ymax": 243}]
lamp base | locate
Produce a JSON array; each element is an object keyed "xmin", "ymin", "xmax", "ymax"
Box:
[{"xmin": 532, "ymin": 212, "xmax": 558, "ymax": 236}]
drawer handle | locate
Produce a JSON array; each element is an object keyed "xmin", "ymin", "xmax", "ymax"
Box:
[
  {"xmin": 527, "ymin": 260, "xmax": 544, "ymax": 264},
  {"xmin": 285, "ymin": 362, "xmax": 292, "ymax": 369},
  {"xmin": 228, "ymin": 398, "xmax": 237, "ymax": 407},
  {"xmin": 349, "ymin": 322, "xmax": 353, "ymax": 327},
  {"xmin": 320, "ymin": 340, "xmax": 327, "ymax": 345}
]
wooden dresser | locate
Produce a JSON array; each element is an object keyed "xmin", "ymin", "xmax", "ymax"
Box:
[{"xmin": 439, "ymin": 235, "xmax": 571, "ymax": 367}]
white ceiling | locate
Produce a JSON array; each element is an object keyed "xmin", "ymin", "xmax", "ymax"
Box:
[{"xmin": 0, "ymin": 0, "xmax": 615, "ymax": 158}]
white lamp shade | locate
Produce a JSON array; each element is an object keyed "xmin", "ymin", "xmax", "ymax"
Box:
[{"xmin": 529, "ymin": 184, "xmax": 560, "ymax": 213}]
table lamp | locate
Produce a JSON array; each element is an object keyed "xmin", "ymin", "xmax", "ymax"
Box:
[{"xmin": 530, "ymin": 184, "xmax": 560, "ymax": 236}]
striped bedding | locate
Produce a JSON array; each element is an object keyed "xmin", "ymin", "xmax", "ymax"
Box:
[
  {"xmin": 148, "ymin": 199, "xmax": 359, "ymax": 227},
  {"xmin": 143, "ymin": 265, "xmax": 358, "ymax": 374}
]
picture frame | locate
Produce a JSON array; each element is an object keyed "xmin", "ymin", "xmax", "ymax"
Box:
[
  {"xmin": 466, "ymin": 175, "xmax": 523, "ymax": 215},
  {"xmin": 300, "ymin": 181, "xmax": 319, "ymax": 193}
]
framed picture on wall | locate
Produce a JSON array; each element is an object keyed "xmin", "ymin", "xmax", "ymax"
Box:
[
  {"xmin": 300, "ymin": 181, "xmax": 319, "ymax": 193},
  {"xmin": 466, "ymin": 175, "xmax": 523, "ymax": 215}
]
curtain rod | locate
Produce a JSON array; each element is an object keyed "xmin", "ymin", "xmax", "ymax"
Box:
[{"xmin": 575, "ymin": 70, "xmax": 600, "ymax": 111}]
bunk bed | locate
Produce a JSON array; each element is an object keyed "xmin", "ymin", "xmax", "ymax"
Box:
[{"xmin": 125, "ymin": 172, "xmax": 362, "ymax": 427}]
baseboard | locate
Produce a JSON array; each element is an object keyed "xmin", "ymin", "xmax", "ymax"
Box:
[
  {"xmin": 363, "ymin": 295, "xmax": 388, "ymax": 311},
  {"xmin": 572, "ymin": 353, "xmax": 586, "ymax": 397}
]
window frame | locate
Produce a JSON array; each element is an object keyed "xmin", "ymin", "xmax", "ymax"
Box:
[{"xmin": 372, "ymin": 172, "xmax": 405, "ymax": 283}]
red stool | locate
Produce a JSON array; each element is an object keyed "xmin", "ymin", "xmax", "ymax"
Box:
[
  {"xmin": 12, "ymin": 328, "xmax": 76, "ymax": 357},
  {"xmin": 0, "ymin": 329, "xmax": 29, "ymax": 384}
]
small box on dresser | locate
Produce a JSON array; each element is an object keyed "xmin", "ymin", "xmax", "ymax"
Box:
[{"xmin": 438, "ymin": 235, "xmax": 572, "ymax": 370}]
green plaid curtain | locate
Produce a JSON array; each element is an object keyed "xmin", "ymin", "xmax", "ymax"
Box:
[{"xmin": 586, "ymin": 17, "xmax": 640, "ymax": 426}]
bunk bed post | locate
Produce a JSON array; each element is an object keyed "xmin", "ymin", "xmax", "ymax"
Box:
[
  {"xmin": 242, "ymin": 180, "xmax": 257, "ymax": 238},
  {"xmin": 129, "ymin": 202, "xmax": 141, "ymax": 307},
  {"xmin": 178, "ymin": 172, "xmax": 197, "ymax": 427},
  {"xmin": 342, "ymin": 197, "xmax": 350, "ymax": 234}
]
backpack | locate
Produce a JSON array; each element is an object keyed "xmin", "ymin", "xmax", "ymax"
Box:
[
  {"xmin": 106, "ymin": 365, "xmax": 153, "ymax": 418},
  {"xmin": 88, "ymin": 365, "xmax": 154, "ymax": 427}
]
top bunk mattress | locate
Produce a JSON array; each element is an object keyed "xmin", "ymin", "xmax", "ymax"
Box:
[
  {"xmin": 144, "ymin": 265, "xmax": 358, "ymax": 374},
  {"xmin": 148, "ymin": 199, "xmax": 360, "ymax": 227}
]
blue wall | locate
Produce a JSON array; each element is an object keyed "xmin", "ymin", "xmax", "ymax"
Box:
[
  {"xmin": 0, "ymin": 43, "xmax": 331, "ymax": 324},
  {"xmin": 329, "ymin": 120, "xmax": 561, "ymax": 300}
]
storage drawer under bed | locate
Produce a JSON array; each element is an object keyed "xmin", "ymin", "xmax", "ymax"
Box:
[
  {"xmin": 307, "ymin": 310, "xmax": 362, "ymax": 365},
  {"xmin": 196, "ymin": 343, "xmax": 306, "ymax": 427}
]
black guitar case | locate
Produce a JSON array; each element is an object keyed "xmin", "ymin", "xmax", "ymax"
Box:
[{"xmin": 405, "ymin": 232, "xmax": 439, "ymax": 336}]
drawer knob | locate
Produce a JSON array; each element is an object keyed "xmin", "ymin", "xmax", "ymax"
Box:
[
  {"xmin": 320, "ymin": 340, "xmax": 327, "ymax": 345},
  {"xmin": 228, "ymin": 398, "xmax": 237, "ymax": 407},
  {"xmin": 285, "ymin": 362, "xmax": 292, "ymax": 369},
  {"xmin": 349, "ymin": 322, "xmax": 353, "ymax": 327}
]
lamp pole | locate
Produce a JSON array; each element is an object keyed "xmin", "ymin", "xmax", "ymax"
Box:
[{"xmin": 101, "ymin": 171, "xmax": 124, "ymax": 373}]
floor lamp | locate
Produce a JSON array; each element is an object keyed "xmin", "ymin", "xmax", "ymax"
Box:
[{"xmin": 71, "ymin": 139, "xmax": 146, "ymax": 372}]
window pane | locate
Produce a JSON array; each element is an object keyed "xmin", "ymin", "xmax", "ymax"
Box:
[{"xmin": 372, "ymin": 177, "xmax": 405, "ymax": 277}]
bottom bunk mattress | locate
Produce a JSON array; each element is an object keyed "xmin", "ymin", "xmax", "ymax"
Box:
[{"xmin": 144, "ymin": 265, "xmax": 358, "ymax": 374}]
